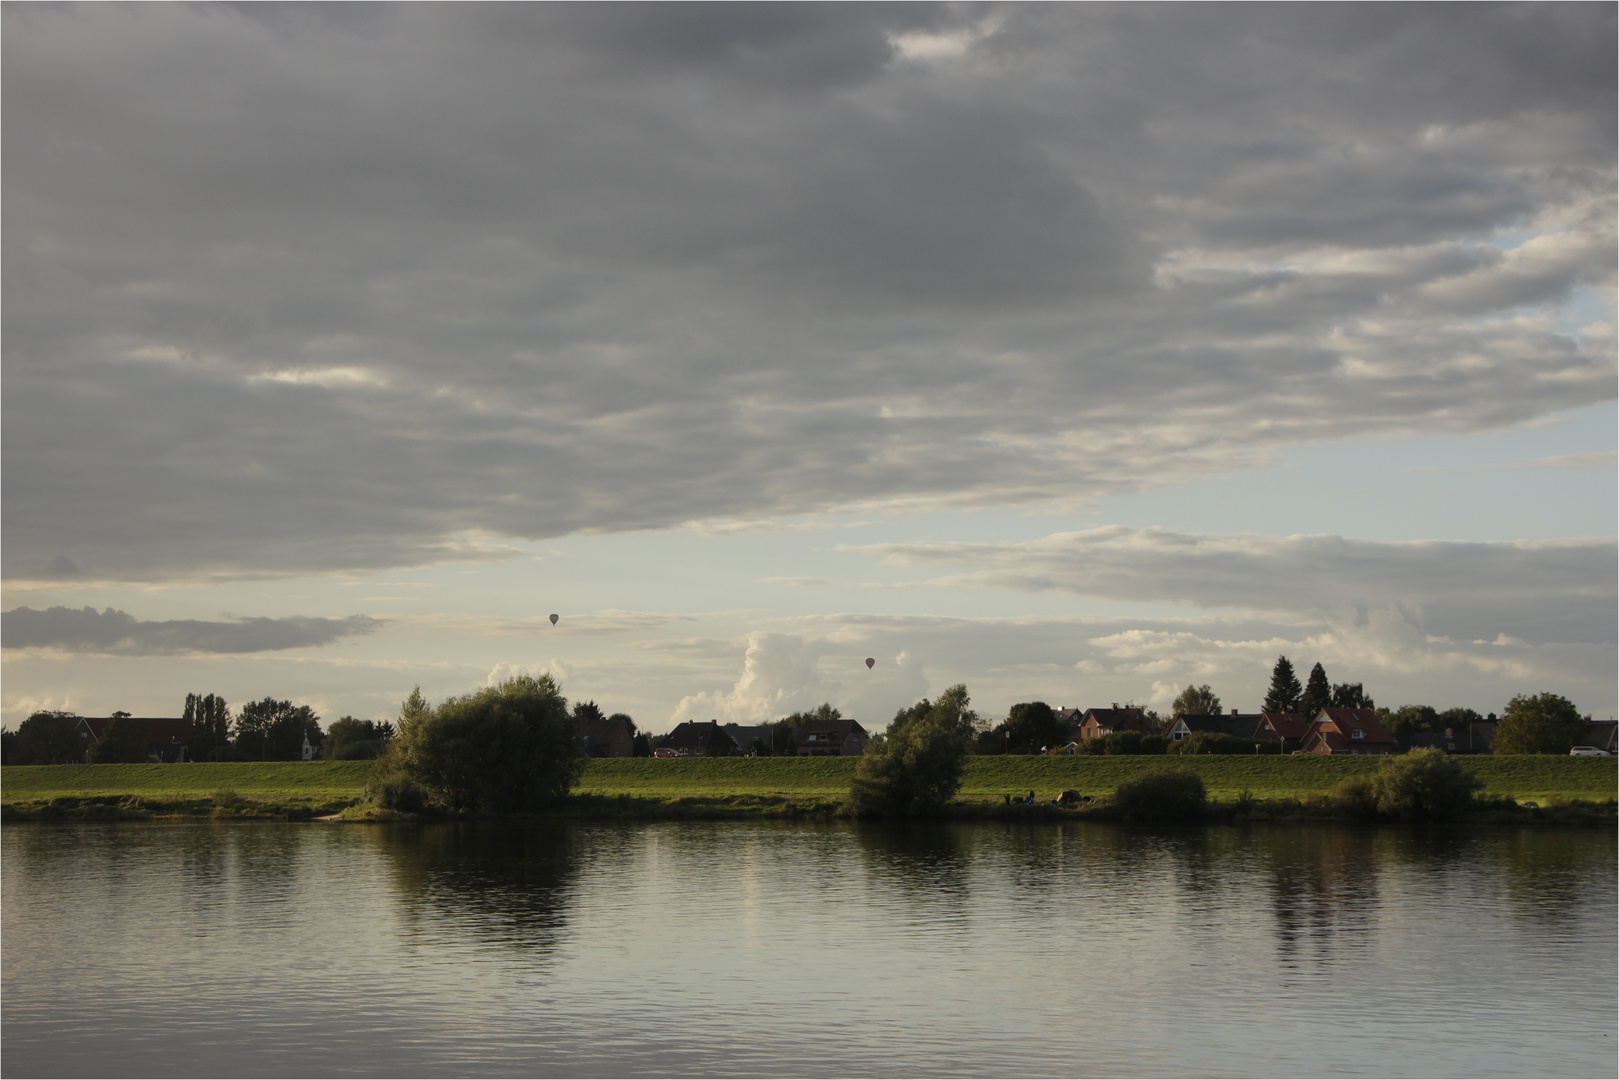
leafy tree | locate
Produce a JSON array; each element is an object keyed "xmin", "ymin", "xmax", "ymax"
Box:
[
  {"xmin": 234, "ymin": 698, "xmax": 322, "ymax": 761},
  {"xmin": 1262, "ymin": 656, "xmax": 1302, "ymax": 713},
  {"xmin": 1493, "ymin": 693, "xmax": 1587, "ymax": 755},
  {"xmin": 1171, "ymin": 684, "xmax": 1221, "ymax": 719},
  {"xmin": 608, "ymin": 712, "xmax": 637, "ymax": 736},
  {"xmin": 1300, "ymin": 662, "xmax": 1332, "ymax": 718},
  {"xmin": 88, "ymin": 715, "xmax": 150, "ymax": 763},
  {"xmin": 1331, "ymin": 682, "xmax": 1373, "ymax": 709},
  {"xmin": 0, "ymin": 729, "xmax": 18, "ymax": 765},
  {"xmin": 183, "ymin": 693, "xmax": 231, "ymax": 761},
  {"xmin": 1380, "ymin": 705, "xmax": 1440, "ymax": 740},
  {"xmin": 632, "ymin": 732, "xmax": 652, "ymax": 757},
  {"xmin": 322, "ymin": 716, "xmax": 395, "ymax": 760},
  {"xmin": 16, "ymin": 711, "xmax": 83, "ymax": 765},
  {"xmin": 572, "ymin": 700, "xmax": 605, "ymax": 725},
  {"xmin": 1439, "ymin": 707, "xmax": 1483, "ymax": 729},
  {"xmin": 1000, "ymin": 701, "xmax": 1069, "ymax": 754},
  {"xmin": 848, "ymin": 685, "xmax": 974, "ymax": 816},
  {"xmin": 389, "ymin": 674, "xmax": 583, "ymax": 812}
]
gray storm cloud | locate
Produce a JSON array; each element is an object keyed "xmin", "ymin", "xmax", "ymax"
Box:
[
  {"xmin": 1, "ymin": 606, "xmax": 384, "ymax": 655},
  {"xmin": 3, "ymin": 3, "xmax": 1614, "ymax": 581},
  {"xmin": 856, "ymin": 528, "xmax": 1619, "ymax": 646}
]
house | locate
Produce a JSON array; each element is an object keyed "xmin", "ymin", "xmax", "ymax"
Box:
[
  {"xmin": 580, "ymin": 714, "xmax": 636, "ymax": 758},
  {"xmin": 1163, "ymin": 711, "xmax": 1264, "ymax": 743},
  {"xmin": 722, "ymin": 724, "xmax": 773, "ymax": 756},
  {"xmin": 76, "ymin": 716, "xmax": 193, "ymax": 763},
  {"xmin": 794, "ymin": 718, "xmax": 868, "ymax": 756},
  {"xmin": 662, "ymin": 720, "xmax": 740, "ymax": 757},
  {"xmin": 301, "ymin": 732, "xmax": 323, "ymax": 761},
  {"xmin": 1300, "ymin": 708, "xmax": 1396, "ymax": 755},
  {"xmin": 1254, "ymin": 712, "xmax": 1311, "ymax": 753},
  {"xmin": 1584, "ymin": 720, "xmax": 1617, "ymax": 754},
  {"xmin": 1076, "ymin": 705, "xmax": 1153, "ymax": 740},
  {"xmin": 1407, "ymin": 721, "xmax": 1496, "ymax": 755}
]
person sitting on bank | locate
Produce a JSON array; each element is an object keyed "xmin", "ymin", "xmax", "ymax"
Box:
[{"xmin": 1024, "ymin": 790, "xmax": 1036, "ymax": 805}]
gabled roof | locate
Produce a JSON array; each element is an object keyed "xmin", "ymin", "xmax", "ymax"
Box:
[
  {"xmin": 1178, "ymin": 713, "xmax": 1263, "ymax": 739},
  {"xmin": 79, "ymin": 717, "xmax": 193, "ymax": 744},
  {"xmin": 1081, "ymin": 707, "xmax": 1146, "ymax": 728},
  {"xmin": 795, "ymin": 719, "xmax": 867, "ymax": 742},
  {"xmin": 1586, "ymin": 720, "xmax": 1617, "ymax": 751},
  {"xmin": 1258, "ymin": 712, "xmax": 1310, "ymax": 740},
  {"xmin": 1307, "ymin": 708, "xmax": 1395, "ymax": 746},
  {"xmin": 663, "ymin": 720, "xmax": 738, "ymax": 752}
]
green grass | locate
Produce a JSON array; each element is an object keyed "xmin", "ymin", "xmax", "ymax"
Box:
[
  {"xmin": 576, "ymin": 755, "xmax": 1615, "ymax": 802},
  {"xmin": 4, "ymin": 754, "xmax": 1613, "ymax": 805},
  {"xmin": 1, "ymin": 761, "xmax": 376, "ymax": 800}
]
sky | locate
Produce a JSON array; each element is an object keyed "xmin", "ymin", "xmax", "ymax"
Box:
[{"xmin": 4, "ymin": 2, "xmax": 1615, "ymax": 734}]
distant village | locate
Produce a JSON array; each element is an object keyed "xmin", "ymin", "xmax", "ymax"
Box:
[{"xmin": 8, "ymin": 652, "xmax": 1613, "ymax": 766}]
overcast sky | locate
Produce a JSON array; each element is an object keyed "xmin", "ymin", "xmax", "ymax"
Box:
[{"xmin": 4, "ymin": 2, "xmax": 1615, "ymax": 731}]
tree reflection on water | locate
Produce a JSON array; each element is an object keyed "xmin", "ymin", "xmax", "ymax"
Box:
[
  {"xmin": 1260, "ymin": 827, "xmax": 1383, "ymax": 965},
  {"xmin": 380, "ymin": 821, "xmax": 580, "ymax": 955}
]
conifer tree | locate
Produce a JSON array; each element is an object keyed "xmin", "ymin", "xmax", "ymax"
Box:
[
  {"xmin": 1300, "ymin": 662, "xmax": 1333, "ymax": 718},
  {"xmin": 1262, "ymin": 656, "xmax": 1303, "ymax": 713}
]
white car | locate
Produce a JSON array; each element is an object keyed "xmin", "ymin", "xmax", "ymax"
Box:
[{"xmin": 1568, "ymin": 746, "xmax": 1611, "ymax": 756}]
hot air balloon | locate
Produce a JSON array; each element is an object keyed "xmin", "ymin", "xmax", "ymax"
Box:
[
  {"xmin": 865, "ymin": 657, "xmax": 875, "ymax": 669},
  {"xmin": 549, "ymin": 613, "xmax": 559, "ymax": 626}
]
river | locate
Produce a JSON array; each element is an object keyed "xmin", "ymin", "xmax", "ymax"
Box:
[{"xmin": 3, "ymin": 820, "xmax": 1614, "ymax": 1078}]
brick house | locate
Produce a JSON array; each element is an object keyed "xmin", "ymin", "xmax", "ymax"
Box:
[
  {"xmin": 1076, "ymin": 706, "xmax": 1153, "ymax": 740},
  {"xmin": 1254, "ymin": 712, "xmax": 1311, "ymax": 753},
  {"xmin": 1300, "ymin": 708, "xmax": 1397, "ymax": 755}
]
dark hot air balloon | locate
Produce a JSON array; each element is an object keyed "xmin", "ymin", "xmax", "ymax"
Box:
[
  {"xmin": 865, "ymin": 657, "xmax": 875, "ymax": 669},
  {"xmin": 549, "ymin": 614, "xmax": 559, "ymax": 626}
]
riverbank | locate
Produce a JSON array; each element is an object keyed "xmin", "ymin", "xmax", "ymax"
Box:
[
  {"xmin": 4, "ymin": 790, "xmax": 1613, "ymax": 827},
  {"xmin": 8, "ymin": 754, "xmax": 1613, "ymax": 802},
  {"xmin": 3, "ymin": 756, "xmax": 1613, "ymax": 824}
]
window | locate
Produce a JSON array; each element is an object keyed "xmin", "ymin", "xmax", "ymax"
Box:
[{"xmin": 1351, "ymin": 728, "xmax": 1365, "ymax": 739}]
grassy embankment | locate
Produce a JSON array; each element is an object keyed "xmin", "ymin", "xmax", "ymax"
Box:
[
  {"xmin": 3, "ymin": 755, "xmax": 1613, "ymax": 820},
  {"xmin": 0, "ymin": 761, "xmax": 373, "ymax": 821}
]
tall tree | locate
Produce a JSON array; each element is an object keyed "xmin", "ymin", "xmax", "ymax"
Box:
[
  {"xmin": 1262, "ymin": 656, "xmax": 1303, "ymax": 714},
  {"xmin": 1383, "ymin": 704, "xmax": 1440, "ymax": 740},
  {"xmin": 1493, "ymin": 693, "xmax": 1587, "ymax": 755},
  {"xmin": 1300, "ymin": 663, "xmax": 1332, "ymax": 718},
  {"xmin": 391, "ymin": 674, "xmax": 582, "ymax": 812},
  {"xmin": 850, "ymin": 685, "xmax": 974, "ymax": 815},
  {"xmin": 234, "ymin": 697, "xmax": 322, "ymax": 761},
  {"xmin": 16, "ymin": 710, "xmax": 84, "ymax": 765},
  {"xmin": 1330, "ymin": 682, "xmax": 1373, "ymax": 709},
  {"xmin": 88, "ymin": 715, "xmax": 150, "ymax": 763},
  {"xmin": 1171, "ymin": 684, "xmax": 1222, "ymax": 719},
  {"xmin": 183, "ymin": 693, "xmax": 231, "ymax": 761},
  {"xmin": 1002, "ymin": 701, "xmax": 1068, "ymax": 754}
]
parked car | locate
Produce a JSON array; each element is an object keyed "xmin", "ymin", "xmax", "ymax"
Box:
[
  {"xmin": 1568, "ymin": 746, "xmax": 1611, "ymax": 756},
  {"xmin": 652, "ymin": 747, "xmax": 681, "ymax": 758}
]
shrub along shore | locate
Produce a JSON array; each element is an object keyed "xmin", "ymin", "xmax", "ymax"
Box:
[{"xmin": 2, "ymin": 755, "xmax": 1613, "ymax": 824}]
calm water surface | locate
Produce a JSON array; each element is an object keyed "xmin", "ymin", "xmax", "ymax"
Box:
[{"xmin": 3, "ymin": 820, "xmax": 1614, "ymax": 1078}]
